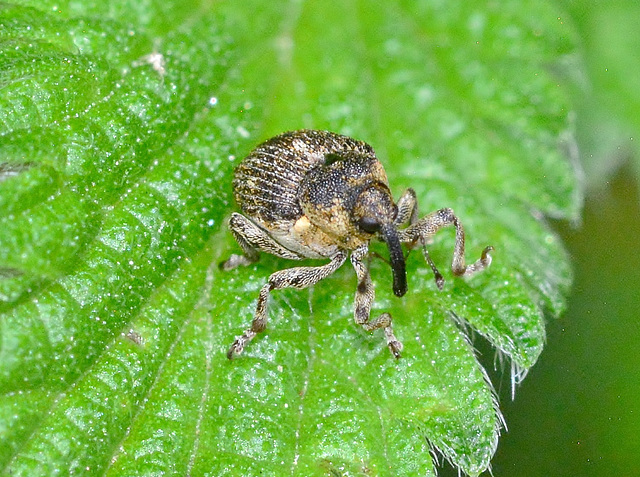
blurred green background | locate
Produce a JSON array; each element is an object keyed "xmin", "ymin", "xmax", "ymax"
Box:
[
  {"xmin": 491, "ymin": 167, "xmax": 640, "ymax": 476},
  {"xmin": 461, "ymin": 2, "xmax": 640, "ymax": 475}
]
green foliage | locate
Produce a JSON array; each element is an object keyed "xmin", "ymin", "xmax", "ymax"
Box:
[
  {"xmin": 560, "ymin": 0, "xmax": 640, "ymax": 188},
  {"xmin": 0, "ymin": 1, "xmax": 579, "ymax": 475}
]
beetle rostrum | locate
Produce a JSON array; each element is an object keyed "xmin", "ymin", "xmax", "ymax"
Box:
[{"xmin": 222, "ymin": 129, "xmax": 493, "ymax": 359}]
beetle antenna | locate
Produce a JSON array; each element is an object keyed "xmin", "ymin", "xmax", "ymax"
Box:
[
  {"xmin": 381, "ymin": 224, "xmax": 407, "ymax": 297},
  {"xmin": 422, "ymin": 245, "xmax": 444, "ymax": 290}
]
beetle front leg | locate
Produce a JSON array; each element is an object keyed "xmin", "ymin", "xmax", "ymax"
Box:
[
  {"xmin": 394, "ymin": 188, "xmax": 418, "ymax": 226},
  {"xmin": 350, "ymin": 245, "xmax": 403, "ymax": 358},
  {"xmin": 399, "ymin": 207, "xmax": 493, "ymax": 282},
  {"xmin": 227, "ymin": 251, "xmax": 347, "ymax": 359}
]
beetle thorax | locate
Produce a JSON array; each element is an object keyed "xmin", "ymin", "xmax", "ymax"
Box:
[{"xmin": 298, "ymin": 153, "xmax": 395, "ymax": 250}]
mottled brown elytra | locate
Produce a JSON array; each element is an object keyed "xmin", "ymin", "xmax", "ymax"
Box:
[{"xmin": 222, "ymin": 130, "xmax": 493, "ymax": 359}]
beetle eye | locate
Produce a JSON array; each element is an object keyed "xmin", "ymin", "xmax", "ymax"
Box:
[{"xmin": 357, "ymin": 216, "xmax": 380, "ymax": 234}]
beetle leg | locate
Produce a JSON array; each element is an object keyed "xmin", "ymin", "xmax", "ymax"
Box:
[
  {"xmin": 398, "ymin": 208, "xmax": 493, "ymax": 284},
  {"xmin": 221, "ymin": 212, "xmax": 303, "ymax": 271},
  {"xmin": 227, "ymin": 251, "xmax": 347, "ymax": 359},
  {"xmin": 394, "ymin": 189, "xmax": 444, "ymax": 287},
  {"xmin": 350, "ymin": 245, "xmax": 403, "ymax": 358},
  {"xmin": 394, "ymin": 188, "xmax": 418, "ymax": 226}
]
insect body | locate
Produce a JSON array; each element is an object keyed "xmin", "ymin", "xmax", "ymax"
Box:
[{"xmin": 222, "ymin": 130, "xmax": 493, "ymax": 359}]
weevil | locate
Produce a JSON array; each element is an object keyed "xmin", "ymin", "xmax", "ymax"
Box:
[{"xmin": 222, "ymin": 130, "xmax": 493, "ymax": 359}]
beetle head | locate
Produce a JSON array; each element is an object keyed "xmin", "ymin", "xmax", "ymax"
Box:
[{"xmin": 353, "ymin": 184, "xmax": 407, "ymax": 298}]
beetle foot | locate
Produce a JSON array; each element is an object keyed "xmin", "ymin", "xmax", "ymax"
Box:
[
  {"xmin": 227, "ymin": 330, "xmax": 257, "ymax": 359},
  {"xmin": 481, "ymin": 246, "xmax": 494, "ymax": 263},
  {"xmin": 384, "ymin": 327, "xmax": 403, "ymax": 359},
  {"xmin": 220, "ymin": 254, "xmax": 254, "ymax": 271},
  {"xmin": 460, "ymin": 245, "xmax": 494, "ymax": 277}
]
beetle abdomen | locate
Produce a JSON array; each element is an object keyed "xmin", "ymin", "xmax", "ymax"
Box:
[{"xmin": 233, "ymin": 130, "xmax": 375, "ymax": 226}]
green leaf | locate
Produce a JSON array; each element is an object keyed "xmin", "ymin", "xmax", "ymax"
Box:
[
  {"xmin": 559, "ymin": 1, "xmax": 640, "ymax": 189},
  {"xmin": 0, "ymin": 1, "xmax": 579, "ymax": 476}
]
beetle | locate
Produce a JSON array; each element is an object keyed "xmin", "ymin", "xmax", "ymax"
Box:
[{"xmin": 222, "ymin": 129, "xmax": 493, "ymax": 359}]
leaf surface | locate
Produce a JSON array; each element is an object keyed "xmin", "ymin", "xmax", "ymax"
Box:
[{"xmin": 0, "ymin": 1, "xmax": 579, "ymax": 475}]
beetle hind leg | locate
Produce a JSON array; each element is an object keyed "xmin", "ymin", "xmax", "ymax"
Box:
[{"xmin": 221, "ymin": 212, "xmax": 304, "ymax": 271}]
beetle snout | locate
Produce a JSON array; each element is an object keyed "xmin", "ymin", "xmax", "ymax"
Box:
[
  {"xmin": 352, "ymin": 183, "xmax": 407, "ymax": 297},
  {"xmin": 381, "ymin": 224, "xmax": 408, "ymax": 297}
]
